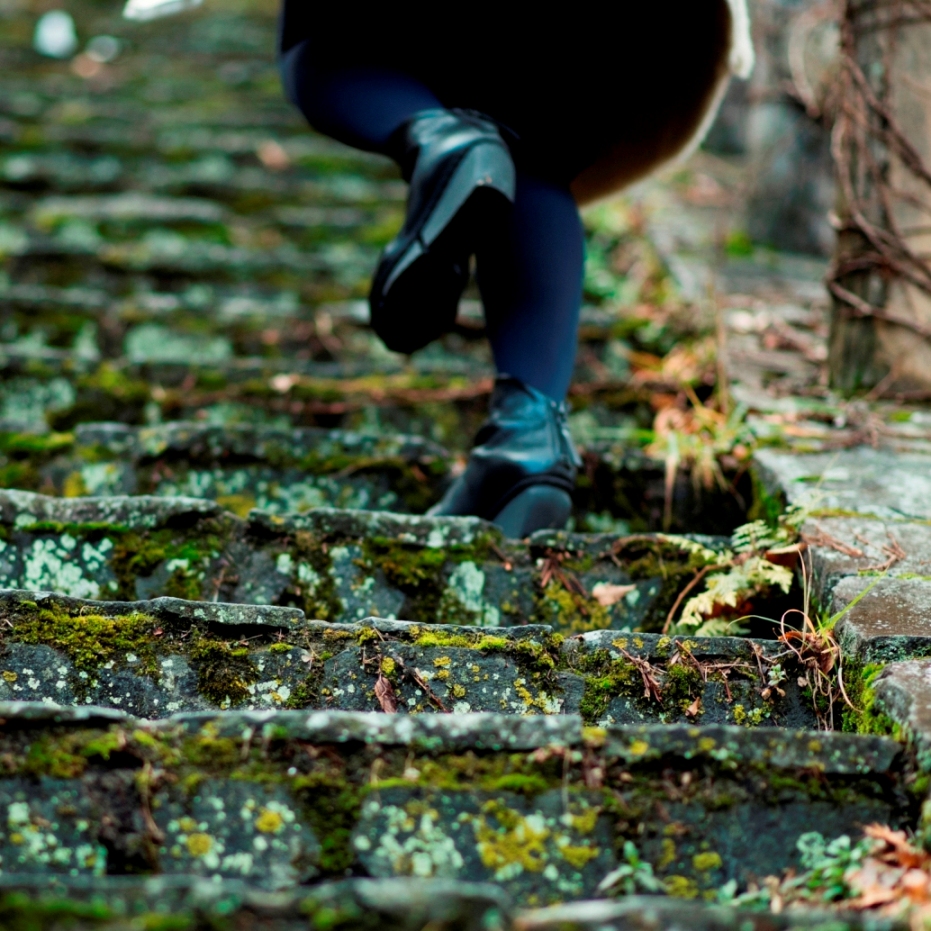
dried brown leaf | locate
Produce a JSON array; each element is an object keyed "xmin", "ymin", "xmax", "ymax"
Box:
[
  {"xmin": 374, "ymin": 674, "xmax": 398, "ymax": 713},
  {"xmin": 591, "ymin": 582, "xmax": 636, "ymax": 607}
]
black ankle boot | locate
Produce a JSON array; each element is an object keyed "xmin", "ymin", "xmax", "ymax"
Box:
[
  {"xmin": 370, "ymin": 108, "xmax": 515, "ymax": 354},
  {"xmin": 428, "ymin": 376, "xmax": 581, "ymax": 538}
]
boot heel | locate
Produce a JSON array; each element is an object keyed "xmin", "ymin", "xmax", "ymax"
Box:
[
  {"xmin": 492, "ymin": 485, "xmax": 573, "ymax": 538},
  {"xmin": 418, "ymin": 142, "xmax": 515, "ymax": 248}
]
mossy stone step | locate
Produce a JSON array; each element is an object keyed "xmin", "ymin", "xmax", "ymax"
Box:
[
  {"xmin": 0, "ymin": 352, "xmax": 492, "ymax": 444},
  {"xmin": 0, "ymin": 590, "xmax": 818, "ymax": 726},
  {"xmin": 0, "ymin": 704, "xmax": 908, "ymax": 905},
  {"xmin": 3, "ymin": 421, "xmax": 450, "ymax": 516},
  {"xmin": 0, "ymin": 489, "xmax": 728, "ymax": 630},
  {"xmin": 0, "ymin": 878, "xmax": 895, "ymax": 931}
]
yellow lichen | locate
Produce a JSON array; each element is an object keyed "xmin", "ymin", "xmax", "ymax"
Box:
[
  {"xmin": 666, "ymin": 875, "xmax": 699, "ymax": 898},
  {"xmin": 697, "ymin": 737, "xmax": 716, "ymax": 752},
  {"xmin": 185, "ymin": 833, "xmax": 213, "ymax": 857},
  {"xmin": 628, "ymin": 739, "xmax": 650, "ymax": 757},
  {"xmin": 451, "ymin": 684, "xmax": 467, "ymax": 698},
  {"xmin": 692, "ymin": 851, "xmax": 722, "ymax": 872},
  {"xmin": 433, "ymin": 656, "xmax": 451, "ymax": 668},
  {"xmin": 473, "ymin": 802, "xmax": 550, "ymax": 877},
  {"xmin": 658, "ymin": 837, "xmax": 677, "ymax": 869},
  {"xmin": 255, "ymin": 808, "xmax": 285, "ymax": 834},
  {"xmin": 178, "ymin": 817, "xmax": 198, "ymax": 833},
  {"xmin": 380, "ymin": 656, "xmax": 396, "ymax": 676},
  {"xmin": 559, "ymin": 844, "xmax": 600, "ymax": 868},
  {"xmin": 2, "ymin": 671, "xmax": 16, "ymax": 683},
  {"xmin": 569, "ymin": 808, "xmax": 599, "ymax": 835}
]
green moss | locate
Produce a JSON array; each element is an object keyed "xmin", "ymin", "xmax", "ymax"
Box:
[
  {"xmin": 577, "ymin": 657, "xmax": 641, "ymax": 725},
  {"xmin": 357, "ymin": 533, "xmax": 496, "ymax": 624},
  {"xmin": 662, "ymin": 663, "xmax": 703, "ymax": 713},
  {"xmin": 363, "ymin": 536, "xmax": 447, "ymax": 589},
  {"xmin": 609, "ymin": 537, "xmax": 718, "ymax": 632},
  {"xmin": 0, "ymin": 892, "xmax": 125, "ymax": 929},
  {"xmin": 108, "ymin": 530, "xmax": 171, "ymax": 600},
  {"xmin": 747, "ymin": 468, "xmax": 785, "ymax": 527},
  {"xmin": 189, "ymin": 637, "xmax": 259, "ymax": 707},
  {"xmin": 299, "ymin": 452, "xmax": 447, "ymax": 513},
  {"xmin": 289, "ymin": 531, "xmax": 342, "ymax": 621},
  {"xmin": 14, "ymin": 604, "xmax": 161, "ymax": 693},
  {"xmin": 294, "ymin": 774, "xmax": 363, "ymax": 875},
  {"xmin": 841, "ymin": 662, "xmax": 896, "ymax": 736},
  {"xmin": 536, "ymin": 581, "xmax": 611, "ymax": 634},
  {"xmin": 50, "ymin": 364, "xmax": 152, "ymax": 431}
]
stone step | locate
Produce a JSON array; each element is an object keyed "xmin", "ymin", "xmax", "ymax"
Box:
[
  {"xmin": 0, "ymin": 590, "xmax": 818, "ymax": 726},
  {"xmin": 0, "ymin": 877, "xmax": 897, "ymax": 930},
  {"xmin": 0, "ymin": 489, "xmax": 735, "ymax": 631},
  {"xmin": 0, "ymin": 420, "xmax": 747, "ymax": 534},
  {"xmin": 0, "ymin": 704, "xmax": 908, "ymax": 906},
  {"xmin": 10, "ymin": 421, "xmax": 451, "ymax": 516},
  {"xmin": 0, "ymin": 281, "xmax": 628, "ymax": 369},
  {"xmin": 0, "ymin": 875, "xmax": 907, "ymax": 931}
]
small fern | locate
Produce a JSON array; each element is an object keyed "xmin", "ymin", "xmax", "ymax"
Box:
[{"xmin": 677, "ymin": 556, "xmax": 794, "ymax": 630}]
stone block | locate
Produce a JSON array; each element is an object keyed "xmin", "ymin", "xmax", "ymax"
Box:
[
  {"xmin": 562, "ymin": 631, "xmax": 820, "ymax": 729},
  {"xmin": 354, "ymin": 787, "xmax": 614, "ymax": 905},
  {"xmin": 0, "ymin": 705, "xmax": 907, "ymax": 903},
  {"xmin": 755, "ymin": 447, "xmax": 931, "ymax": 521},
  {"xmin": 0, "ymin": 491, "xmax": 730, "ymax": 632},
  {"xmin": 0, "ymin": 875, "xmax": 512, "ymax": 931},
  {"xmin": 872, "ymin": 661, "xmax": 931, "ymax": 770},
  {"xmin": 800, "ymin": 516, "xmax": 931, "ymax": 604},
  {"xmin": 517, "ymin": 896, "xmax": 898, "ymax": 929},
  {"xmin": 833, "ymin": 577, "xmax": 931, "ymax": 663},
  {"xmin": 155, "ymin": 779, "xmax": 319, "ymax": 889}
]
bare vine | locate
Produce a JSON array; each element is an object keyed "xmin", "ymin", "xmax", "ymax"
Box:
[{"xmin": 828, "ymin": 0, "xmax": 931, "ymax": 335}]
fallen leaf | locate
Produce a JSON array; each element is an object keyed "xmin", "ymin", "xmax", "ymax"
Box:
[
  {"xmin": 865, "ymin": 824, "xmax": 931, "ymax": 869},
  {"xmin": 374, "ymin": 674, "xmax": 398, "ymax": 713},
  {"xmin": 591, "ymin": 582, "xmax": 636, "ymax": 607},
  {"xmin": 685, "ymin": 696, "xmax": 702, "ymax": 718},
  {"xmin": 257, "ymin": 139, "xmax": 290, "ymax": 170}
]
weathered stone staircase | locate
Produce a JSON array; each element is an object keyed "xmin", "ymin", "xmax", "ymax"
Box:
[{"xmin": 2, "ymin": 0, "xmax": 931, "ymax": 928}]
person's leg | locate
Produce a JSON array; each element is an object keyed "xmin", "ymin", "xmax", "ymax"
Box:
[
  {"xmin": 476, "ymin": 172, "xmax": 584, "ymax": 402},
  {"xmin": 280, "ymin": 41, "xmax": 441, "ymax": 155}
]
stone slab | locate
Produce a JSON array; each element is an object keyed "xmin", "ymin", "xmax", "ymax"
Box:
[
  {"xmin": 0, "ymin": 875, "xmax": 512, "ymax": 931},
  {"xmin": 518, "ymin": 897, "xmax": 901, "ymax": 930},
  {"xmin": 0, "ymin": 705, "xmax": 906, "ymax": 902},
  {"xmin": 756, "ymin": 447, "xmax": 931, "ymax": 521},
  {"xmin": 0, "ymin": 491, "xmax": 730, "ymax": 633},
  {"xmin": 872, "ymin": 661, "xmax": 931, "ymax": 769},
  {"xmin": 0, "ymin": 877, "xmax": 899, "ymax": 930},
  {"xmin": 833, "ymin": 577, "xmax": 931, "ymax": 663},
  {"xmin": 0, "ymin": 590, "xmax": 822, "ymax": 727},
  {"xmin": 800, "ymin": 516, "xmax": 931, "ymax": 604},
  {"xmin": 28, "ymin": 421, "xmax": 452, "ymax": 516},
  {"xmin": 562, "ymin": 631, "xmax": 819, "ymax": 729}
]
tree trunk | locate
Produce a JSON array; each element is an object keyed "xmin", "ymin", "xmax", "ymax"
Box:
[{"xmin": 829, "ymin": 0, "xmax": 931, "ymax": 394}]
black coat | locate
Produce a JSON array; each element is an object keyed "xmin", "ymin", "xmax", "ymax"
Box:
[{"xmin": 279, "ymin": 0, "xmax": 753, "ymax": 200}]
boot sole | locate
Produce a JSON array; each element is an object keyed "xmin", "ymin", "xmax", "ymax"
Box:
[
  {"xmin": 491, "ymin": 485, "xmax": 573, "ymax": 539},
  {"xmin": 370, "ymin": 142, "xmax": 515, "ymax": 354}
]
